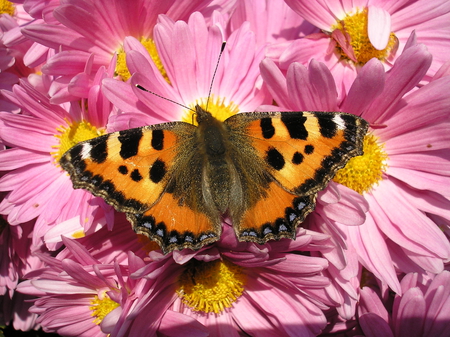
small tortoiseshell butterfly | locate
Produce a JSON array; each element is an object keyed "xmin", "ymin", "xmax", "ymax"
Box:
[{"xmin": 60, "ymin": 104, "xmax": 368, "ymax": 254}]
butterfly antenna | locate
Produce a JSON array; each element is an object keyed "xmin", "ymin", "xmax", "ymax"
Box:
[
  {"xmin": 135, "ymin": 84, "xmax": 196, "ymax": 113},
  {"xmin": 205, "ymin": 41, "xmax": 226, "ymax": 112}
]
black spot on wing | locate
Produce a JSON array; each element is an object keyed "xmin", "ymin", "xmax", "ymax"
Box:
[
  {"xmin": 130, "ymin": 169, "xmax": 143, "ymax": 182},
  {"xmin": 149, "ymin": 159, "xmax": 166, "ymax": 183},
  {"xmin": 281, "ymin": 113, "xmax": 308, "ymax": 140},
  {"xmin": 266, "ymin": 147, "xmax": 285, "ymax": 171},
  {"xmin": 118, "ymin": 165, "xmax": 128, "ymax": 175},
  {"xmin": 292, "ymin": 152, "xmax": 303, "ymax": 165},
  {"xmin": 304, "ymin": 144, "xmax": 314, "ymax": 155},
  {"xmin": 260, "ymin": 118, "xmax": 275, "ymax": 139},
  {"xmin": 90, "ymin": 135, "xmax": 109, "ymax": 163},
  {"xmin": 151, "ymin": 129, "xmax": 164, "ymax": 150},
  {"xmin": 119, "ymin": 129, "xmax": 143, "ymax": 159}
]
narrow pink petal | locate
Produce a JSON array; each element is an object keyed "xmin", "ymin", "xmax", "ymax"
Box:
[
  {"xmin": 42, "ymin": 51, "xmax": 91, "ymax": 75},
  {"xmin": 159, "ymin": 310, "xmax": 209, "ymax": 337},
  {"xmin": 395, "ymin": 288, "xmax": 426, "ymax": 337},
  {"xmin": 378, "ymin": 76, "xmax": 450, "ymax": 140},
  {"xmin": 232, "ymin": 297, "xmax": 279, "ymax": 336},
  {"xmin": 259, "ymin": 58, "xmax": 290, "ymax": 108},
  {"xmin": 279, "ymin": 34, "xmax": 336, "ymax": 69},
  {"xmin": 368, "ymin": 43, "xmax": 432, "ymax": 123},
  {"xmin": 284, "ymin": 0, "xmax": 339, "ymax": 30},
  {"xmin": 360, "ymin": 313, "xmax": 394, "ymax": 337},
  {"xmin": 372, "ymin": 179, "xmax": 450, "ymax": 259},
  {"xmin": 359, "ymin": 287, "xmax": 390, "ymax": 322},
  {"xmin": 390, "ymin": 150, "xmax": 450, "ymax": 175},
  {"xmin": 347, "ymin": 209, "xmax": 401, "ymax": 294},
  {"xmin": 368, "ymin": 6, "xmax": 391, "ymax": 50},
  {"xmin": 391, "ymin": 0, "xmax": 450, "ymax": 31},
  {"xmin": 305, "ymin": 59, "xmax": 339, "ymax": 110},
  {"xmin": 341, "ymin": 59, "xmax": 385, "ymax": 117},
  {"xmin": 387, "ymin": 167, "xmax": 450, "ymax": 198},
  {"xmin": 0, "ymin": 148, "xmax": 47, "ymax": 170},
  {"xmin": 385, "ymin": 122, "xmax": 450, "ymax": 155},
  {"xmin": 31, "ymin": 280, "xmax": 95, "ymax": 294}
]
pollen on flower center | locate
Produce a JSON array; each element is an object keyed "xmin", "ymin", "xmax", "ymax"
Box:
[
  {"xmin": 0, "ymin": 0, "xmax": 15, "ymax": 16},
  {"xmin": 333, "ymin": 133, "xmax": 388, "ymax": 194},
  {"xmin": 183, "ymin": 95, "xmax": 240, "ymax": 125},
  {"xmin": 115, "ymin": 37, "xmax": 170, "ymax": 83},
  {"xmin": 89, "ymin": 293, "xmax": 119, "ymax": 325},
  {"xmin": 177, "ymin": 259, "xmax": 246, "ymax": 314},
  {"xmin": 52, "ymin": 120, "xmax": 104, "ymax": 163},
  {"xmin": 332, "ymin": 8, "xmax": 397, "ymax": 65}
]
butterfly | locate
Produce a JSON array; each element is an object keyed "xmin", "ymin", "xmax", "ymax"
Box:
[{"xmin": 60, "ymin": 104, "xmax": 368, "ymax": 254}]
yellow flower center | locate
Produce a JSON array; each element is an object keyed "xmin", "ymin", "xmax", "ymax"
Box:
[
  {"xmin": 89, "ymin": 294, "xmax": 119, "ymax": 325},
  {"xmin": 332, "ymin": 9, "xmax": 397, "ymax": 65},
  {"xmin": 183, "ymin": 95, "xmax": 239, "ymax": 125},
  {"xmin": 177, "ymin": 259, "xmax": 246, "ymax": 314},
  {"xmin": 333, "ymin": 133, "xmax": 388, "ymax": 194},
  {"xmin": 116, "ymin": 37, "xmax": 169, "ymax": 83},
  {"xmin": 52, "ymin": 120, "xmax": 104, "ymax": 163},
  {"xmin": 0, "ymin": 0, "xmax": 15, "ymax": 16}
]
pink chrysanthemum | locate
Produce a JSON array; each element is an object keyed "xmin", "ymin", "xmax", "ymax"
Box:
[
  {"xmin": 16, "ymin": 223, "xmax": 206, "ymax": 337},
  {"xmin": 103, "ymin": 11, "xmax": 271, "ymax": 129},
  {"xmin": 359, "ymin": 271, "xmax": 450, "ymax": 337},
  {"xmin": 129, "ymin": 224, "xmax": 337, "ymax": 336},
  {"xmin": 261, "ymin": 32, "xmax": 450, "ymax": 294},
  {"xmin": 20, "ymin": 0, "xmax": 224, "ymax": 103},
  {"xmin": 0, "ymin": 64, "xmax": 114, "ymax": 249},
  {"xmin": 282, "ymin": 0, "xmax": 450, "ymax": 95}
]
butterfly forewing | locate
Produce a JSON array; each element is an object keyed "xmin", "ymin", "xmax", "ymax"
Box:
[
  {"xmin": 60, "ymin": 122, "xmax": 192, "ymax": 214},
  {"xmin": 226, "ymin": 111, "xmax": 368, "ymax": 196}
]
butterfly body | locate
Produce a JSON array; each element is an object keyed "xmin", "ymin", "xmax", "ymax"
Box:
[{"xmin": 60, "ymin": 108, "xmax": 368, "ymax": 254}]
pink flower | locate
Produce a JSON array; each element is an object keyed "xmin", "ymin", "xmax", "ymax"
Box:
[
  {"xmin": 260, "ymin": 31, "xmax": 450, "ymax": 295},
  {"xmin": 20, "ymin": 0, "xmax": 224, "ymax": 103},
  {"xmin": 16, "ymin": 215, "xmax": 209, "ymax": 336},
  {"xmin": 133, "ymin": 224, "xmax": 338, "ymax": 336},
  {"xmin": 0, "ymin": 67, "xmax": 114, "ymax": 249},
  {"xmin": 359, "ymin": 271, "xmax": 450, "ymax": 337},
  {"xmin": 282, "ymin": 0, "xmax": 450, "ymax": 95},
  {"xmin": 103, "ymin": 11, "xmax": 271, "ymax": 129}
]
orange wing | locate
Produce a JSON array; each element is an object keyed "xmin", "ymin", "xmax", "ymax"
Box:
[
  {"xmin": 235, "ymin": 181, "xmax": 316, "ymax": 244},
  {"xmin": 227, "ymin": 111, "xmax": 368, "ymax": 196},
  {"xmin": 60, "ymin": 122, "xmax": 193, "ymax": 214},
  {"xmin": 128, "ymin": 191, "xmax": 221, "ymax": 254}
]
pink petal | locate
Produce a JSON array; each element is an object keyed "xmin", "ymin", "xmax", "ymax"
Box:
[
  {"xmin": 368, "ymin": 6, "xmax": 391, "ymax": 50},
  {"xmin": 394, "ymin": 288, "xmax": 426, "ymax": 337},
  {"xmin": 341, "ymin": 58, "xmax": 385, "ymax": 117},
  {"xmin": 372, "ymin": 180, "xmax": 450, "ymax": 259},
  {"xmin": 360, "ymin": 313, "xmax": 394, "ymax": 337},
  {"xmin": 159, "ymin": 310, "xmax": 209, "ymax": 337}
]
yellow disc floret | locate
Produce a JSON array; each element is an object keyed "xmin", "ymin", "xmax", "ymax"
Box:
[
  {"xmin": 89, "ymin": 293, "xmax": 119, "ymax": 325},
  {"xmin": 332, "ymin": 8, "xmax": 397, "ymax": 65},
  {"xmin": 0, "ymin": 0, "xmax": 15, "ymax": 16},
  {"xmin": 333, "ymin": 133, "xmax": 388, "ymax": 194},
  {"xmin": 115, "ymin": 37, "xmax": 170, "ymax": 83},
  {"xmin": 177, "ymin": 259, "xmax": 246, "ymax": 314},
  {"xmin": 183, "ymin": 95, "xmax": 240, "ymax": 125}
]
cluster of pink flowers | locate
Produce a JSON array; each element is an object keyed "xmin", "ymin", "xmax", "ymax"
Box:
[{"xmin": 0, "ymin": 0, "xmax": 449, "ymax": 336}]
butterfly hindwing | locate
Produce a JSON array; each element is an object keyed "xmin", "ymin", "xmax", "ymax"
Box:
[
  {"xmin": 226, "ymin": 111, "xmax": 368, "ymax": 196},
  {"xmin": 236, "ymin": 181, "xmax": 316, "ymax": 243},
  {"xmin": 59, "ymin": 122, "xmax": 193, "ymax": 214},
  {"xmin": 129, "ymin": 191, "xmax": 221, "ymax": 254}
]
